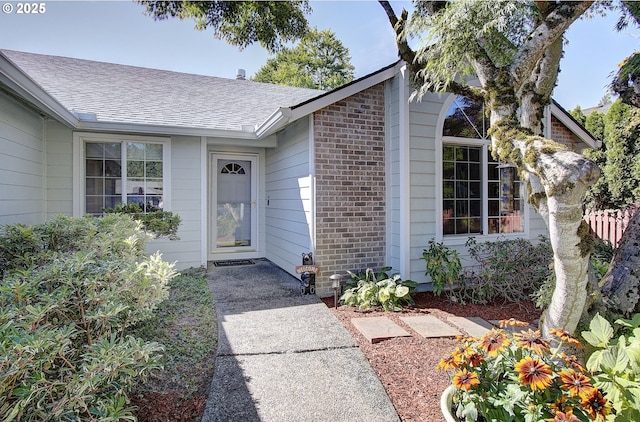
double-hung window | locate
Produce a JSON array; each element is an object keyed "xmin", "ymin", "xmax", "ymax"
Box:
[
  {"xmin": 441, "ymin": 96, "xmax": 524, "ymax": 236},
  {"xmin": 81, "ymin": 136, "xmax": 168, "ymax": 215}
]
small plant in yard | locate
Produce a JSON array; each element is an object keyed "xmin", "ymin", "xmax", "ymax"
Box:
[
  {"xmin": 340, "ymin": 268, "xmax": 417, "ymax": 311},
  {"xmin": 582, "ymin": 312, "xmax": 640, "ymax": 421},
  {"xmin": 0, "ymin": 215, "xmax": 176, "ymax": 421},
  {"xmin": 422, "ymin": 239, "xmax": 462, "ymax": 296},
  {"xmin": 461, "ymin": 236, "xmax": 552, "ymax": 305},
  {"xmin": 438, "ymin": 318, "xmax": 612, "ymax": 422}
]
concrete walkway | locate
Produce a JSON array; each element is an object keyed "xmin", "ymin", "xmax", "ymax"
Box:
[{"xmin": 201, "ymin": 259, "xmax": 400, "ymax": 422}]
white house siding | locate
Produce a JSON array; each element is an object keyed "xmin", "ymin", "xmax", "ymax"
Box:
[
  {"xmin": 45, "ymin": 121, "xmax": 73, "ymax": 219},
  {"xmin": 386, "ymin": 75, "xmax": 401, "ymax": 272},
  {"xmin": 0, "ymin": 92, "xmax": 45, "ymax": 225},
  {"xmin": 407, "ymin": 93, "xmax": 443, "ymax": 282},
  {"xmin": 148, "ymin": 135, "xmax": 203, "ymax": 270},
  {"xmin": 264, "ymin": 117, "xmax": 313, "ymax": 276}
]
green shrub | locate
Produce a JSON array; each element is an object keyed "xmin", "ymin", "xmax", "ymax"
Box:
[
  {"xmin": 340, "ymin": 268, "xmax": 418, "ymax": 311},
  {"xmin": 422, "ymin": 239, "xmax": 462, "ymax": 296},
  {"xmin": 0, "ymin": 215, "xmax": 176, "ymax": 420},
  {"xmin": 459, "ymin": 236, "xmax": 553, "ymax": 305},
  {"xmin": 582, "ymin": 312, "xmax": 640, "ymax": 421},
  {"xmin": 104, "ymin": 203, "xmax": 182, "ymax": 240}
]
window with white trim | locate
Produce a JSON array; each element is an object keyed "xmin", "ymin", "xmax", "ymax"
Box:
[
  {"xmin": 442, "ymin": 96, "xmax": 524, "ymax": 236},
  {"xmin": 85, "ymin": 141, "xmax": 164, "ymax": 214}
]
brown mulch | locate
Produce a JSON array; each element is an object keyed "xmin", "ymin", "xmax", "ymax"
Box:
[
  {"xmin": 131, "ymin": 292, "xmax": 540, "ymax": 422},
  {"xmin": 321, "ymin": 292, "xmax": 542, "ymax": 422},
  {"xmin": 131, "ymin": 392, "xmax": 206, "ymax": 422}
]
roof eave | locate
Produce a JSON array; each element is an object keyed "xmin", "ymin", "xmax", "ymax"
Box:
[
  {"xmin": 551, "ymin": 101, "xmax": 601, "ymax": 149},
  {"xmin": 76, "ymin": 119, "xmax": 261, "ymax": 139},
  {"xmin": 0, "ymin": 52, "xmax": 79, "ymax": 127},
  {"xmin": 256, "ymin": 61, "xmax": 403, "ymax": 138}
]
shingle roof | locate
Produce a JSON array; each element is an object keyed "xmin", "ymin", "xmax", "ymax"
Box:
[{"xmin": 1, "ymin": 49, "xmax": 324, "ymax": 131}]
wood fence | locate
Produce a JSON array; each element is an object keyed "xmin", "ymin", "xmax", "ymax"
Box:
[{"xmin": 583, "ymin": 204, "xmax": 640, "ymax": 247}]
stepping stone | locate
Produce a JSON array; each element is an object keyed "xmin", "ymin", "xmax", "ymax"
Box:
[
  {"xmin": 351, "ymin": 316, "xmax": 411, "ymax": 344},
  {"xmin": 400, "ymin": 315, "xmax": 461, "ymax": 338},
  {"xmin": 447, "ymin": 316, "xmax": 494, "ymax": 338}
]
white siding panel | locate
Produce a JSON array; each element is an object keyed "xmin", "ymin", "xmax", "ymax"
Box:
[
  {"xmin": 408, "ymin": 93, "xmax": 442, "ymax": 282},
  {"xmin": 0, "ymin": 92, "xmax": 45, "ymax": 225},
  {"xmin": 44, "ymin": 121, "xmax": 73, "ymax": 219},
  {"xmin": 151, "ymin": 136, "xmax": 203, "ymax": 269},
  {"xmin": 265, "ymin": 117, "xmax": 312, "ymax": 275}
]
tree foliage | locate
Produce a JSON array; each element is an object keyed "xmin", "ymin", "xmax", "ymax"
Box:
[
  {"xmin": 252, "ymin": 27, "xmax": 354, "ymax": 90},
  {"xmin": 612, "ymin": 1, "xmax": 640, "ymax": 107},
  {"xmin": 136, "ymin": 1, "xmax": 311, "ymax": 53},
  {"xmin": 577, "ymin": 100, "xmax": 640, "ymax": 210}
]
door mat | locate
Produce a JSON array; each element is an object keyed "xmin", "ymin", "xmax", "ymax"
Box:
[{"xmin": 213, "ymin": 259, "xmax": 255, "ymax": 267}]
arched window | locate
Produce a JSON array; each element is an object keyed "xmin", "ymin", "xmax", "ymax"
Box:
[
  {"xmin": 442, "ymin": 96, "xmax": 524, "ymax": 236},
  {"xmin": 220, "ymin": 162, "xmax": 246, "ymax": 175}
]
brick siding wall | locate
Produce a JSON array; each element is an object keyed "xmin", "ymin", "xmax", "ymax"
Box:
[
  {"xmin": 313, "ymin": 84, "xmax": 386, "ymax": 296},
  {"xmin": 551, "ymin": 115, "xmax": 578, "ymax": 149}
]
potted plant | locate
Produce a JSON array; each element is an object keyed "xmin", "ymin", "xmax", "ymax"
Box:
[{"xmin": 437, "ymin": 319, "xmax": 612, "ymax": 421}]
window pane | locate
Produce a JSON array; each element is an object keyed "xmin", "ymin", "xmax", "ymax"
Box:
[
  {"xmin": 456, "ymin": 182, "xmax": 469, "ymax": 198},
  {"xmin": 127, "ymin": 142, "xmax": 145, "ymax": 160},
  {"xmin": 443, "ymin": 96, "xmax": 489, "ymax": 139},
  {"xmin": 105, "ymin": 160, "xmax": 121, "ymax": 177},
  {"xmin": 443, "ymin": 162, "xmax": 455, "ymax": 179},
  {"xmin": 86, "ymin": 143, "xmax": 104, "ymax": 158},
  {"xmin": 86, "ymin": 196, "xmax": 103, "ymax": 214},
  {"xmin": 146, "ymin": 161, "xmax": 162, "ymax": 178},
  {"xmin": 443, "ymin": 182, "xmax": 455, "ymax": 199},
  {"xmin": 105, "ymin": 143, "xmax": 121, "ymax": 159},
  {"xmin": 145, "ymin": 144, "xmax": 163, "ymax": 160},
  {"xmin": 86, "ymin": 178, "xmax": 102, "ymax": 195},
  {"xmin": 469, "ymin": 182, "xmax": 481, "ymax": 198},
  {"xmin": 86, "ymin": 160, "xmax": 103, "ymax": 177},
  {"xmin": 127, "ymin": 161, "xmax": 144, "ymax": 177},
  {"xmin": 443, "ymin": 145, "xmax": 455, "ymax": 160},
  {"xmin": 469, "ymin": 200, "xmax": 481, "ymax": 217}
]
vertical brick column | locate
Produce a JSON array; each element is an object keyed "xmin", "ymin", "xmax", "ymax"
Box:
[{"xmin": 313, "ymin": 84, "xmax": 386, "ymax": 296}]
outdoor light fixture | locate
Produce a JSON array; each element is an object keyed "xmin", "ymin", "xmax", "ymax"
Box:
[{"xmin": 330, "ymin": 274, "xmax": 345, "ymax": 308}]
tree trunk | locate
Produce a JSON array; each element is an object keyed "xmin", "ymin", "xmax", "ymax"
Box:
[
  {"xmin": 490, "ymin": 121, "xmax": 600, "ymax": 336},
  {"xmin": 596, "ymin": 208, "xmax": 640, "ymax": 319}
]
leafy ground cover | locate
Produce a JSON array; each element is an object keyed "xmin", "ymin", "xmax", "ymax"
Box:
[{"xmin": 130, "ymin": 267, "xmax": 217, "ymax": 422}]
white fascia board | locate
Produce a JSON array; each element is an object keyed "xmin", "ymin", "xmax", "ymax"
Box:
[
  {"xmin": 550, "ymin": 102, "xmax": 601, "ymax": 148},
  {"xmin": 0, "ymin": 54, "xmax": 78, "ymax": 126},
  {"xmin": 290, "ymin": 62, "xmax": 402, "ymax": 120},
  {"xmin": 256, "ymin": 62, "xmax": 403, "ymax": 139}
]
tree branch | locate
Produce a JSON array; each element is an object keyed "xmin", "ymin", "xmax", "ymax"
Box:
[{"xmin": 510, "ymin": 1, "xmax": 592, "ymax": 91}]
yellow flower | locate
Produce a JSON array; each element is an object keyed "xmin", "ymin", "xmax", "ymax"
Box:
[
  {"xmin": 559, "ymin": 368, "xmax": 595, "ymax": 398},
  {"xmin": 546, "ymin": 410, "xmax": 580, "ymax": 422},
  {"xmin": 559, "ymin": 353, "xmax": 586, "ymax": 372},
  {"xmin": 580, "ymin": 389, "xmax": 612, "ymax": 420},
  {"xmin": 499, "ymin": 318, "xmax": 530, "ymax": 328},
  {"xmin": 452, "ymin": 368, "xmax": 480, "ymax": 391},
  {"xmin": 514, "ymin": 356, "xmax": 553, "ymax": 391},
  {"xmin": 549, "ymin": 328, "xmax": 582, "ymax": 349},
  {"xmin": 480, "ymin": 329, "xmax": 511, "ymax": 357},
  {"xmin": 514, "ymin": 329, "xmax": 550, "ymax": 355},
  {"xmin": 437, "ymin": 353, "xmax": 462, "ymax": 371}
]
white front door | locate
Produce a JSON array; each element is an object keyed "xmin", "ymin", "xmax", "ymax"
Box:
[{"xmin": 210, "ymin": 153, "xmax": 258, "ymax": 257}]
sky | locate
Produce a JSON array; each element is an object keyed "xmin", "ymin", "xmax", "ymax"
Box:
[{"xmin": 0, "ymin": 1, "xmax": 637, "ymax": 109}]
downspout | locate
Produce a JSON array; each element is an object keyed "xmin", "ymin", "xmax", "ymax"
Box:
[
  {"xmin": 200, "ymin": 136, "xmax": 208, "ymax": 266},
  {"xmin": 309, "ymin": 114, "xmax": 316, "ymax": 254},
  {"xmin": 399, "ymin": 64, "xmax": 411, "ymax": 279}
]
